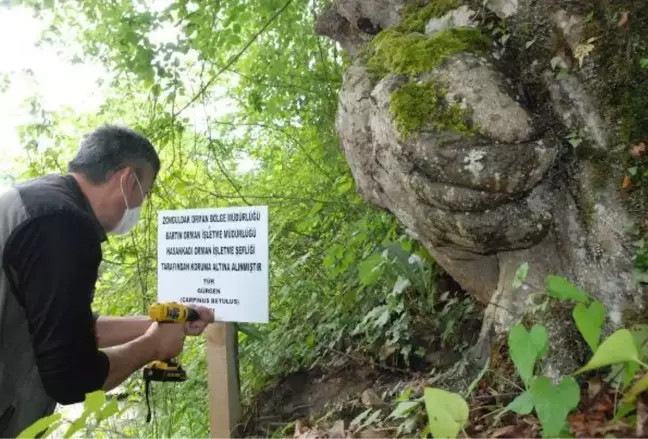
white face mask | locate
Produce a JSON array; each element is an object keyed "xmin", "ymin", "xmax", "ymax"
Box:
[{"xmin": 110, "ymin": 173, "xmax": 145, "ymax": 235}]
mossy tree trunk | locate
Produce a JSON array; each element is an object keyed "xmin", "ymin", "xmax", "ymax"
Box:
[{"xmin": 315, "ymin": 0, "xmax": 648, "ymax": 378}]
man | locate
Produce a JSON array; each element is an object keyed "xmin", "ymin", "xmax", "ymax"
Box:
[{"xmin": 0, "ymin": 124, "xmax": 214, "ymax": 436}]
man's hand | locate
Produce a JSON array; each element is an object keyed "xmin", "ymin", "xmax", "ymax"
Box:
[
  {"xmin": 184, "ymin": 305, "xmax": 215, "ymax": 336},
  {"xmin": 143, "ymin": 321, "xmax": 186, "ymax": 360}
]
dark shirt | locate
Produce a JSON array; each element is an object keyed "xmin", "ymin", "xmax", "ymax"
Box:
[{"xmin": 3, "ymin": 179, "xmax": 110, "ymax": 405}]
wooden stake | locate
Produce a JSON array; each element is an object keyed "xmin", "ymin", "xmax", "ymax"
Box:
[{"xmin": 206, "ymin": 322, "xmax": 241, "ymax": 438}]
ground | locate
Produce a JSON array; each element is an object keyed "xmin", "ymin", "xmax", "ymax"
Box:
[{"xmin": 241, "ymin": 352, "xmax": 648, "ymax": 438}]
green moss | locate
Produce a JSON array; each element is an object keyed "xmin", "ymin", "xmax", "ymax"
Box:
[
  {"xmin": 358, "ymin": 1, "xmax": 488, "ymax": 141},
  {"xmin": 365, "ymin": 28, "xmax": 488, "ymax": 80},
  {"xmin": 398, "ymin": 0, "xmax": 461, "ymax": 33},
  {"xmin": 389, "ymin": 79, "xmax": 474, "ymax": 139}
]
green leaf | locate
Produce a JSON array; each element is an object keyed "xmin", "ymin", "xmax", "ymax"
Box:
[
  {"xmin": 18, "ymin": 413, "xmax": 62, "ymax": 439},
  {"xmin": 575, "ymin": 329, "xmax": 641, "ymax": 374},
  {"xmin": 350, "ymin": 408, "xmax": 372, "ymax": 429},
  {"xmin": 607, "ymin": 325, "xmax": 648, "ymax": 388},
  {"xmin": 238, "ymin": 323, "xmax": 265, "ymax": 341},
  {"xmin": 84, "ymin": 390, "xmax": 106, "ymax": 413},
  {"xmin": 546, "ymin": 275, "xmax": 589, "ymax": 303},
  {"xmin": 508, "ymin": 323, "xmax": 549, "ymax": 386},
  {"xmin": 358, "ymin": 409, "xmax": 382, "ymax": 430},
  {"xmin": 507, "ymin": 391, "xmax": 534, "ymax": 415},
  {"xmin": 358, "ymin": 253, "xmax": 384, "ymax": 286},
  {"xmin": 423, "ymin": 387, "xmax": 469, "ymax": 439},
  {"xmin": 529, "ymin": 376, "xmax": 580, "ymax": 438},
  {"xmin": 612, "ymin": 401, "xmax": 636, "ymax": 422},
  {"xmin": 97, "ymin": 399, "xmax": 119, "ymax": 421},
  {"xmin": 623, "ymin": 372, "xmax": 648, "ymax": 404},
  {"xmin": 64, "ymin": 416, "xmax": 88, "ymax": 439},
  {"xmin": 392, "ymin": 276, "xmax": 411, "ymax": 295},
  {"xmin": 389, "ymin": 401, "xmax": 419, "ymax": 419},
  {"xmin": 512, "ymin": 262, "xmax": 529, "ymax": 288},
  {"xmin": 572, "ymin": 300, "xmax": 606, "ymax": 352}
]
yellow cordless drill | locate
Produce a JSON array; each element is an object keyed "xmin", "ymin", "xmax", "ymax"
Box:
[
  {"xmin": 143, "ymin": 301, "xmax": 199, "ymax": 382},
  {"xmin": 143, "ymin": 301, "xmax": 199, "ymax": 422}
]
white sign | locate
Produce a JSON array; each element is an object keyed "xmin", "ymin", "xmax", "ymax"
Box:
[{"xmin": 157, "ymin": 206, "xmax": 269, "ymax": 323}]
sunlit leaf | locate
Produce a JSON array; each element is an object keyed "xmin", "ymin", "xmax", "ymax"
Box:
[
  {"xmin": 423, "ymin": 387, "xmax": 469, "ymax": 439},
  {"xmin": 546, "ymin": 275, "xmax": 589, "ymax": 303},
  {"xmin": 508, "ymin": 323, "xmax": 548, "ymax": 387},
  {"xmin": 575, "ymin": 329, "xmax": 641, "ymax": 374}
]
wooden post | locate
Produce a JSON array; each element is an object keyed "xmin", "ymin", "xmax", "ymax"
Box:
[{"xmin": 206, "ymin": 322, "xmax": 241, "ymax": 438}]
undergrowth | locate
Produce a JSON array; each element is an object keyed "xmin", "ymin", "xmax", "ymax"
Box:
[{"xmin": 350, "ymin": 264, "xmax": 648, "ymax": 439}]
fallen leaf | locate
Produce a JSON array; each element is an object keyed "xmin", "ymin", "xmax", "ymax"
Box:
[
  {"xmin": 587, "ymin": 378, "xmax": 603, "ymax": 400},
  {"xmin": 328, "ymin": 420, "xmax": 346, "ymax": 439},
  {"xmin": 293, "ymin": 419, "xmax": 325, "ymax": 439},
  {"xmin": 489, "ymin": 425, "xmax": 515, "ymax": 437},
  {"xmin": 631, "ymin": 142, "xmax": 646, "ymax": 157},
  {"xmin": 361, "ymin": 389, "xmax": 386, "ymax": 408},
  {"xmin": 358, "ymin": 427, "xmax": 394, "ymax": 438},
  {"xmin": 617, "ymin": 11, "xmax": 629, "ymax": 27},
  {"xmin": 623, "ymin": 175, "xmax": 632, "ymax": 189}
]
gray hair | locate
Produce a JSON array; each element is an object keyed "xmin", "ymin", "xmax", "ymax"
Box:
[{"xmin": 67, "ymin": 124, "xmax": 160, "ymax": 184}]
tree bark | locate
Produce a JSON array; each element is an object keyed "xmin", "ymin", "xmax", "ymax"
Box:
[{"xmin": 315, "ymin": 0, "xmax": 647, "ymax": 378}]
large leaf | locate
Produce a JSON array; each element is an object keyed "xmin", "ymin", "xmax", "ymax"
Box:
[
  {"xmin": 572, "ymin": 300, "xmax": 606, "ymax": 352},
  {"xmin": 508, "ymin": 323, "xmax": 549, "ymax": 386},
  {"xmin": 546, "ymin": 275, "xmax": 589, "ymax": 303},
  {"xmin": 507, "ymin": 391, "xmax": 534, "ymax": 415},
  {"xmin": 423, "ymin": 387, "xmax": 469, "ymax": 439},
  {"xmin": 358, "ymin": 253, "xmax": 385, "ymax": 286},
  {"xmin": 575, "ymin": 329, "xmax": 641, "ymax": 374},
  {"xmin": 607, "ymin": 324, "xmax": 648, "ymax": 388},
  {"xmin": 529, "ymin": 376, "xmax": 580, "ymax": 438}
]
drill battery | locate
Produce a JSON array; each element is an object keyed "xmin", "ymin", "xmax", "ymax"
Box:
[{"xmin": 143, "ymin": 302, "xmax": 200, "ymax": 422}]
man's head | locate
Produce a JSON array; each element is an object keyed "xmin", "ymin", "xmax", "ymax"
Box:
[{"xmin": 67, "ymin": 124, "xmax": 160, "ymax": 235}]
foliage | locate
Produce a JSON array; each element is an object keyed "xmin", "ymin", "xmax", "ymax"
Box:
[
  {"xmin": 18, "ymin": 391, "xmax": 121, "ymax": 439},
  {"xmin": 416, "ymin": 266, "xmax": 648, "ymax": 438}
]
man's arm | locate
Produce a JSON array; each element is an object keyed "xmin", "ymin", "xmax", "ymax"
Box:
[
  {"xmin": 95, "ymin": 306, "xmax": 216, "ymax": 347},
  {"xmin": 95, "ymin": 316, "xmax": 152, "ymax": 348},
  {"xmin": 4, "ymin": 213, "xmax": 159, "ymax": 404}
]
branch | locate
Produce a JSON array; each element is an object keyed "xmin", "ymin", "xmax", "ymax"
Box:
[{"xmin": 172, "ymin": 0, "xmax": 296, "ymax": 118}]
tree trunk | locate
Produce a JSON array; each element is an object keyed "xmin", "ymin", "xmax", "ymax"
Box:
[{"xmin": 315, "ymin": 0, "xmax": 648, "ymax": 379}]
